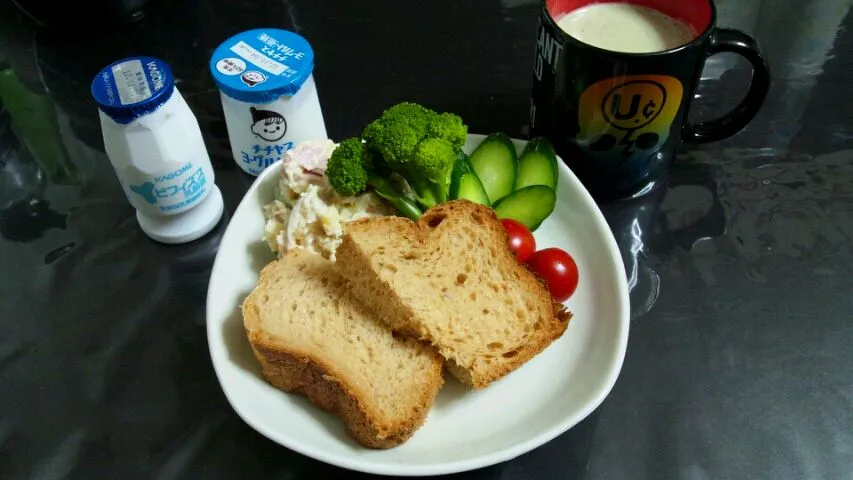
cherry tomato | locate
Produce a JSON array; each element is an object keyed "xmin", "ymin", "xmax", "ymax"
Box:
[
  {"xmin": 525, "ymin": 248, "xmax": 579, "ymax": 302},
  {"xmin": 501, "ymin": 219, "xmax": 536, "ymax": 262}
]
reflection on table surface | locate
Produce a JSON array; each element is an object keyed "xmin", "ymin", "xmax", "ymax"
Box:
[{"xmin": 1, "ymin": 0, "xmax": 852, "ymax": 478}]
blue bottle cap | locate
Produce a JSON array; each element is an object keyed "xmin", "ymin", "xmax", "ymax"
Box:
[
  {"xmin": 91, "ymin": 56, "xmax": 175, "ymax": 124},
  {"xmin": 209, "ymin": 28, "xmax": 315, "ymax": 104}
]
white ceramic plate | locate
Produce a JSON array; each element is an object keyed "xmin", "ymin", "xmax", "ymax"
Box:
[{"xmin": 206, "ymin": 134, "xmax": 630, "ymax": 476}]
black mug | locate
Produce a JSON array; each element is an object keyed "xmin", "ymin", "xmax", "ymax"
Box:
[{"xmin": 529, "ymin": 0, "xmax": 770, "ymax": 201}]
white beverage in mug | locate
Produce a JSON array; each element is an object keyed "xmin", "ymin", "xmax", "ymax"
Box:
[{"xmin": 555, "ymin": 3, "xmax": 697, "ymax": 53}]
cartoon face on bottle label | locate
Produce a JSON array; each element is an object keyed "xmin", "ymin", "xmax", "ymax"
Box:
[
  {"xmin": 249, "ymin": 107, "xmax": 287, "ymax": 142},
  {"xmin": 575, "ymin": 75, "xmax": 684, "ymax": 160},
  {"xmin": 240, "ymin": 70, "xmax": 267, "ymax": 87}
]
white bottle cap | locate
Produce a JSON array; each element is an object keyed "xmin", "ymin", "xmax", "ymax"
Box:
[{"xmin": 136, "ymin": 184, "xmax": 224, "ymax": 244}]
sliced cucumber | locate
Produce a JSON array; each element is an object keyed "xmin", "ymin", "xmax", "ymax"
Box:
[
  {"xmin": 449, "ymin": 152, "xmax": 490, "ymax": 206},
  {"xmin": 493, "ymin": 185, "xmax": 556, "ymax": 231},
  {"xmin": 515, "ymin": 137, "xmax": 559, "ymax": 191},
  {"xmin": 469, "ymin": 133, "xmax": 517, "ymax": 204}
]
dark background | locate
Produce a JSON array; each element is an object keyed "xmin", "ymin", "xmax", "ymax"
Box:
[{"xmin": 1, "ymin": 0, "xmax": 851, "ymax": 478}]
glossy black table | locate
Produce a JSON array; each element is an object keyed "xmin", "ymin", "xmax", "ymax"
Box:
[{"xmin": 2, "ymin": 0, "xmax": 851, "ymax": 478}]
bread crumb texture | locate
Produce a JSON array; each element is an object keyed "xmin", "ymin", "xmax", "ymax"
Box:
[
  {"xmin": 337, "ymin": 200, "xmax": 572, "ymax": 389},
  {"xmin": 242, "ymin": 249, "xmax": 444, "ymax": 448}
]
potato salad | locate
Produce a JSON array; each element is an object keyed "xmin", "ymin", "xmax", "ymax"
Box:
[{"xmin": 262, "ymin": 140, "xmax": 393, "ymax": 261}]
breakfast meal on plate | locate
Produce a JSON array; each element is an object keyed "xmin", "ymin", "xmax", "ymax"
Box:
[
  {"xmin": 243, "ymin": 248, "xmax": 444, "ymax": 448},
  {"xmin": 247, "ymin": 101, "xmax": 580, "ymax": 448},
  {"xmin": 336, "ymin": 201, "xmax": 572, "ymax": 388}
]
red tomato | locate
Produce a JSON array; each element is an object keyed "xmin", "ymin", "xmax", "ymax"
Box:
[
  {"xmin": 525, "ymin": 248, "xmax": 579, "ymax": 302},
  {"xmin": 501, "ymin": 219, "xmax": 536, "ymax": 262}
]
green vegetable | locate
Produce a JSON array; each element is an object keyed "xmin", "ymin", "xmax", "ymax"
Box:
[
  {"xmin": 326, "ymin": 137, "xmax": 423, "ymax": 220},
  {"xmin": 324, "ymin": 102, "xmax": 563, "ymax": 231},
  {"xmin": 493, "ymin": 185, "xmax": 556, "ymax": 231},
  {"xmin": 515, "ymin": 137, "xmax": 559, "ymax": 191},
  {"xmin": 366, "ymin": 172, "xmax": 424, "ymax": 221},
  {"xmin": 326, "ymin": 102, "xmax": 468, "ymax": 217},
  {"xmin": 449, "ymin": 151, "xmax": 490, "ymax": 206},
  {"xmin": 469, "ymin": 133, "xmax": 518, "ymax": 204},
  {"xmin": 427, "ymin": 112, "xmax": 468, "ymax": 147},
  {"xmin": 362, "ymin": 103, "xmax": 466, "ymax": 209},
  {"xmin": 361, "ymin": 102, "xmax": 434, "ymax": 164},
  {"xmin": 407, "ymin": 137, "xmax": 456, "ymax": 208},
  {"xmin": 325, "ymin": 137, "xmax": 372, "ymax": 197}
]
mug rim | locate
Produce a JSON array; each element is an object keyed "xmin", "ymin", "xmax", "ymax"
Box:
[{"xmin": 540, "ymin": 0, "xmax": 719, "ymax": 58}]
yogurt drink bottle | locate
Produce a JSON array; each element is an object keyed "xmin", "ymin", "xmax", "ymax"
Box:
[
  {"xmin": 209, "ymin": 28, "xmax": 328, "ymax": 176},
  {"xmin": 91, "ymin": 56, "xmax": 224, "ymax": 244}
]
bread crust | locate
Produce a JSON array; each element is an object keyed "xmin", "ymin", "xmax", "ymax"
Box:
[
  {"xmin": 242, "ymin": 252, "xmax": 444, "ymax": 449},
  {"xmin": 245, "ymin": 331, "xmax": 443, "ymax": 449},
  {"xmin": 337, "ymin": 200, "xmax": 573, "ymax": 389}
]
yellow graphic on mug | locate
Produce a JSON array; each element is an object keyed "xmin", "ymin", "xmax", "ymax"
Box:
[{"xmin": 576, "ymin": 75, "xmax": 683, "ymax": 158}]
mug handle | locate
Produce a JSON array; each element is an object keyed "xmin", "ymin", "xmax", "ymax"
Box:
[{"xmin": 682, "ymin": 28, "xmax": 771, "ymax": 144}]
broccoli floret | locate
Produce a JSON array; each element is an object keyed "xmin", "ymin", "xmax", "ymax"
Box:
[
  {"xmin": 325, "ymin": 137, "xmax": 423, "ymax": 220},
  {"xmin": 408, "ymin": 138, "xmax": 456, "ymax": 207},
  {"xmin": 362, "ymin": 102, "xmax": 434, "ymax": 164},
  {"xmin": 326, "ymin": 102, "xmax": 469, "ymax": 217},
  {"xmin": 326, "ymin": 137, "xmax": 371, "ymax": 197},
  {"xmin": 413, "ymin": 138, "xmax": 455, "ymax": 180},
  {"xmin": 360, "ymin": 102, "xmax": 465, "ymax": 209},
  {"xmin": 427, "ymin": 112, "xmax": 467, "ymax": 148}
]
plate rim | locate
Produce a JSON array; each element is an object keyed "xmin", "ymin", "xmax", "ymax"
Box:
[{"xmin": 206, "ymin": 133, "xmax": 630, "ymax": 476}]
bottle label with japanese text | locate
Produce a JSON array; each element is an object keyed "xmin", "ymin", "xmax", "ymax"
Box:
[
  {"xmin": 218, "ymin": 75, "xmax": 326, "ymax": 177},
  {"xmin": 120, "ymin": 161, "xmax": 213, "ymax": 216},
  {"xmin": 210, "ymin": 28, "xmax": 327, "ymax": 176}
]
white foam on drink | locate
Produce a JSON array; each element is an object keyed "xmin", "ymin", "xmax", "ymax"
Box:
[{"xmin": 556, "ymin": 3, "xmax": 696, "ymax": 54}]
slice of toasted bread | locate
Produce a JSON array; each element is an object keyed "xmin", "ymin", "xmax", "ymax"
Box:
[
  {"xmin": 336, "ymin": 200, "xmax": 572, "ymax": 389},
  {"xmin": 242, "ymin": 248, "xmax": 444, "ymax": 449}
]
